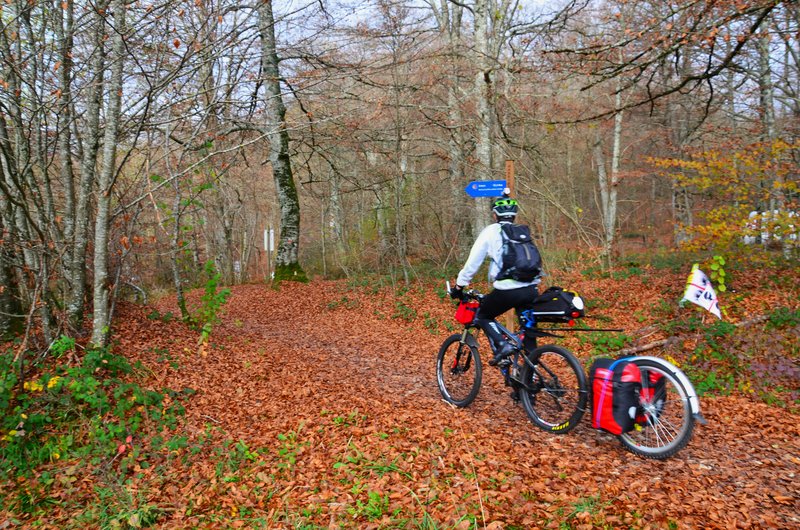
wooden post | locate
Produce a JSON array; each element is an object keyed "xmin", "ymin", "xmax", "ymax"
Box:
[
  {"xmin": 504, "ymin": 159, "xmax": 517, "ymax": 333},
  {"xmin": 268, "ymin": 226, "xmax": 273, "ymax": 280},
  {"xmin": 505, "ymin": 160, "xmax": 515, "ymax": 195}
]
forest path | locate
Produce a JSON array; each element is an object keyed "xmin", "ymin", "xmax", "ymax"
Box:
[{"xmin": 124, "ymin": 280, "xmax": 800, "ymax": 528}]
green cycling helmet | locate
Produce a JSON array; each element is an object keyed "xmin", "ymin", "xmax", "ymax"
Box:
[{"xmin": 492, "ymin": 197, "xmax": 518, "ymax": 218}]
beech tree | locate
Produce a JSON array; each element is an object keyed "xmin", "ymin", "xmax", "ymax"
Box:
[
  {"xmin": 90, "ymin": 0, "xmax": 127, "ymax": 347},
  {"xmin": 258, "ymin": 0, "xmax": 307, "ymax": 282}
]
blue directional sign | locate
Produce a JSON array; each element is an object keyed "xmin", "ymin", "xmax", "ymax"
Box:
[{"xmin": 465, "ymin": 180, "xmax": 507, "ymax": 198}]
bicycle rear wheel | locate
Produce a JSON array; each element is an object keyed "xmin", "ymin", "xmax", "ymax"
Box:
[
  {"xmin": 618, "ymin": 358, "xmax": 694, "ymax": 459},
  {"xmin": 436, "ymin": 334, "xmax": 482, "ymax": 407},
  {"xmin": 520, "ymin": 345, "xmax": 587, "ymax": 434}
]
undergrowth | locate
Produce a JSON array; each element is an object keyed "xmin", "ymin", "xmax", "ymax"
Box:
[
  {"xmin": 0, "ymin": 340, "xmax": 189, "ymax": 525},
  {"xmin": 682, "ymin": 306, "xmax": 800, "ymax": 409},
  {"xmin": 192, "ymin": 260, "xmax": 231, "ymax": 344}
]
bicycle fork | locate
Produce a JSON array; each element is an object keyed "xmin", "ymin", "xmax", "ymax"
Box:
[{"xmin": 450, "ymin": 329, "xmax": 476, "ymax": 372}]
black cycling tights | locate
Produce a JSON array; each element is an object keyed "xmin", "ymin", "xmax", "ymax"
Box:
[{"xmin": 474, "ymin": 285, "xmax": 539, "ymax": 350}]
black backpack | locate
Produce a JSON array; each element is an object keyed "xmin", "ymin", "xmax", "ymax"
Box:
[{"xmin": 496, "ymin": 224, "xmax": 542, "ymax": 282}]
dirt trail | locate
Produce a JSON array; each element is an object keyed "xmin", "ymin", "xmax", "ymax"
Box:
[{"xmin": 124, "ymin": 280, "xmax": 799, "ymax": 528}]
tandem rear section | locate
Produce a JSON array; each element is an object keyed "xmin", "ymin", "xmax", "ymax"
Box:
[{"xmin": 437, "ymin": 284, "xmax": 705, "ymax": 460}]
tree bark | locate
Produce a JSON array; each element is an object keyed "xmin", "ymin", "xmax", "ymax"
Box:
[
  {"xmin": 0, "ymin": 212, "xmax": 21, "ymax": 337},
  {"xmin": 594, "ymin": 86, "xmax": 623, "ymax": 269},
  {"xmin": 257, "ymin": 0, "xmax": 306, "ymax": 282},
  {"xmin": 669, "ymin": 46, "xmax": 695, "ymax": 246},
  {"xmin": 471, "ymin": 0, "xmax": 492, "ymax": 236},
  {"xmin": 431, "ymin": 0, "xmax": 471, "ymax": 254},
  {"xmin": 91, "ymin": 0, "xmax": 126, "ymax": 347},
  {"xmin": 68, "ymin": 1, "xmax": 108, "ymax": 329},
  {"xmin": 57, "ymin": 0, "xmax": 76, "ymax": 281}
]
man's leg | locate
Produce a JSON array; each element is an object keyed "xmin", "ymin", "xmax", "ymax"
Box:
[
  {"xmin": 475, "ymin": 289, "xmax": 521, "ymax": 365},
  {"xmin": 513, "ymin": 286, "xmax": 540, "ymax": 352}
]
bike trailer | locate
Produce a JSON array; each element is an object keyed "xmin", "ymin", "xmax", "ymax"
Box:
[{"xmin": 590, "ymin": 357, "xmax": 642, "ymax": 435}]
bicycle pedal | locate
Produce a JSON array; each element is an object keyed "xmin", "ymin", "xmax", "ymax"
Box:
[{"xmin": 496, "ymin": 358, "xmax": 512, "ymax": 368}]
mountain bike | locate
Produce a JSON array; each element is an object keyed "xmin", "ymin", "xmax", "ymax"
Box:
[
  {"xmin": 436, "ymin": 284, "xmax": 704, "ymax": 458},
  {"xmin": 436, "ymin": 285, "xmax": 588, "ymax": 434}
]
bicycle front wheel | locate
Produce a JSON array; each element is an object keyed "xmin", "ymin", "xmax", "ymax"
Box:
[
  {"xmin": 520, "ymin": 345, "xmax": 587, "ymax": 434},
  {"xmin": 436, "ymin": 334, "xmax": 482, "ymax": 407},
  {"xmin": 618, "ymin": 358, "xmax": 694, "ymax": 459}
]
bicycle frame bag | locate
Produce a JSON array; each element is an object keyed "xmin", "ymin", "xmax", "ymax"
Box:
[
  {"xmin": 528, "ymin": 286, "xmax": 585, "ymax": 323},
  {"xmin": 455, "ymin": 300, "xmax": 480, "ymax": 325},
  {"xmin": 590, "ymin": 357, "xmax": 642, "ymax": 435}
]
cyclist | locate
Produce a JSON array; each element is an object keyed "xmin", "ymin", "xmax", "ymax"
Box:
[{"xmin": 450, "ymin": 192, "xmax": 541, "ymax": 366}]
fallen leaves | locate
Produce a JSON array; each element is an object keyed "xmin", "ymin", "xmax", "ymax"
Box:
[{"xmin": 6, "ymin": 269, "xmax": 798, "ymax": 528}]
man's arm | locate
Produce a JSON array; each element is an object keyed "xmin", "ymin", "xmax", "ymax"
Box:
[{"xmin": 455, "ymin": 226, "xmax": 493, "ymax": 287}]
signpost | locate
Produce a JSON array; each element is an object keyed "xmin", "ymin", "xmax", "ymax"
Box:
[
  {"xmin": 505, "ymin": 160, "xmax": 515, "ymax": 195},
  {"xmin": 464, "ymin": 179, "xmax": 507, "ymax": 198},
  {"xmin": 264, "ymin": 227, "xmax": 275, "ymax": 280}
]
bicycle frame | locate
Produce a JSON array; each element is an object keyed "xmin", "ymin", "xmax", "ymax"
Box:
[{"xmin": 460, "ymin": 318, "xmax": 544, "ymax": 393}]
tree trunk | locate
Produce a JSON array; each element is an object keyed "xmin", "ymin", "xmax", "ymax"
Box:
[
  {"xmin": 669, "ymin": 47, "xmax": 694, "ymax": 246},
  {"xmin": 57, "ymin": 0, "xmax": 76, "ymax": 284},
  {"xmin": 0, "ymin": 9, "xmax": 54, "ymax": 344},
  {"xmin": 329, "ymin": 169, "xmax": 347, "ymax": 275},
  {"xmin": 429, "ymin": 0, "xmax": 470, "ymax": 250},
  {"xmin": 0, "ymin": 212, "xmax": 21, "ymax": 337},
  {"xmin": 171, "ymin": 190, "xmax": 190, "ymax": 321},
  {"xmin": 471, "ymin": 0, "xmax": 492, "ymax": 236},
  {"xmin": 593, "ymin": 129, "xmax": 610, "ymax": 268},
  {"xmin": 757, "ymin": 28, "xmax": 777, "ymax": 144},
  {"xmin": 91, "ymin": 0, "xmax": 126, "ymax": 347},
  {"xmin": 258, "ymin": 0, "xmax": 306, "ymax": 283},
  {"xmin": 167, "ymin": 131, "xmax": 190, "ymax": 321},
  {"xmin": 596, "ymin": 89, "xmax": 624, "ymax": 269},
  {"xmin": 68, "ymin": 1, "xmax": 108, "ymax": 329}
]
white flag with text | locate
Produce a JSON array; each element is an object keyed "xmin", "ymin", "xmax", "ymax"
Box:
[{"xmin": 681, "ymin": 264, "xmax": 722, "ymax": 319}]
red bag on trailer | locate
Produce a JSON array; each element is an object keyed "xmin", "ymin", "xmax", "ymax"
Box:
[{"xmin": 590, "ymin": 357, "xmax": 642, "ymax": 435}]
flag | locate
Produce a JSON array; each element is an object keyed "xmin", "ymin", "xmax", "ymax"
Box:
[{"xmin": 681, "ymin": 264, "xmax": 722, "ymax": 319}]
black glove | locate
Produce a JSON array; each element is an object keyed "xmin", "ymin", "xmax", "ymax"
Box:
[{"xmin": 450, "ymin": 284, "xmax": 465, "ymax": 300}]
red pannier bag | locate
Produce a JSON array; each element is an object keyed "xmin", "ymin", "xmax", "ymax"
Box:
[
  {"xmin": 454, "ymin": 300, "xmax": 479, "ymax": 325},
  {"xmin": 590, "ymin": 357, "xmax": 642, "ymax": 435}
]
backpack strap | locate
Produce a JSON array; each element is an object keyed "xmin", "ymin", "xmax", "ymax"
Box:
[{"xmin": 493, "ymin": 223, "xmax": 508, "ymax": 268}]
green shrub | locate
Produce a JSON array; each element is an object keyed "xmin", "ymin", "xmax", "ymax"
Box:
[
  {"xmin": 193, "ymin": 261, "xmax": 231, "ymax": 344},
  {"xmin": 1, "ymin": 346, "xmax": 184, "ymax": 478},
  {"xmin": 767, "ymin": 307, "xmax": 800, "ymax": 329},
  {"xmin": 580, "ymin": 332, "xmax": 632, "ymax": 355}
]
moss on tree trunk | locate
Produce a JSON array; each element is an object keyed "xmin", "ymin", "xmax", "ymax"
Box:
[{"xmin": 273, "ymin": 262, "xmax": 309, "ymax": 284}]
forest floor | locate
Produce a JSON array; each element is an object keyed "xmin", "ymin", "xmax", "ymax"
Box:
[{"xmin": 2, "ymin": 265, "xmax": 799, "ymax": 529}]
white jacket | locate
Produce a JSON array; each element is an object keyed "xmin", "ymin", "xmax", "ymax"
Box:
[{"xmin": 456, "ymin": 222, "xmax": 541, "ymax": 290}]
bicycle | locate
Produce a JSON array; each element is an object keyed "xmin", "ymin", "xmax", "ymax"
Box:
[
  {"xmin": 436, "ymin": 284, "xmax": 588, "ymax": 434},
  {"xmin": 436, "ymin": 284, "xmax": 704, "ymax": 458}
]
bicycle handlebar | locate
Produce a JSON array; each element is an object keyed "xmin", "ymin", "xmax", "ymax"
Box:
[
  {"xmin": 446, "ymin": 281, "xmax": 483, "ymax": 302},
  {"xmin": 462, "ymin": 289, "xmax": 483, "ymax": 301}
]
